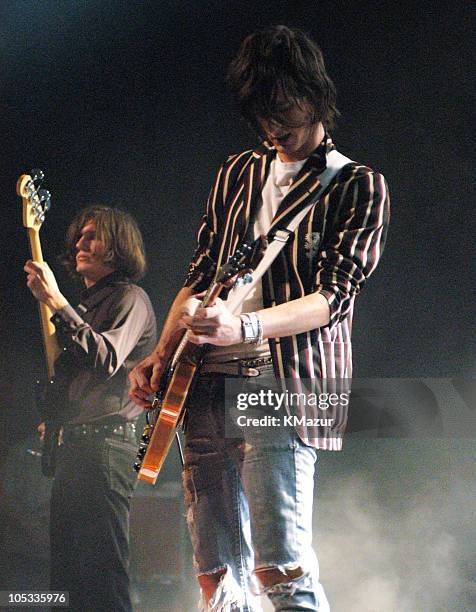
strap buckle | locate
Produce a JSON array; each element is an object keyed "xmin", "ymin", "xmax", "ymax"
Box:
[{"xmin": 271, "ymin": 229, "xmax": 292, "ymax": 243}]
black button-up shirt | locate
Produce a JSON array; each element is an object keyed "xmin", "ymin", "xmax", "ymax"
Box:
[{"xmin": 50, "ymin": 272, "xmax": 156, "ymax": 424}]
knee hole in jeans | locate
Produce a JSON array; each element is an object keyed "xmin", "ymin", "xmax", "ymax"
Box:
[{"xmin": 254, "ymin": 564, "xmax": 304, "ymax": 588}]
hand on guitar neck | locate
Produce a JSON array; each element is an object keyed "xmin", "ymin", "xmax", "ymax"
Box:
[
  {"xmin": 182, "ymin": 296, "xmax": 242, "ymax": 346},
  {"xmin": 24, "ymin": 259, "xmax": 69, "ymax": 313}
]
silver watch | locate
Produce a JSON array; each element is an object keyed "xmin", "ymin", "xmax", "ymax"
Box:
[{"xmin": 240, "ymin": 314, "xmax": 256, "ymax": 344}]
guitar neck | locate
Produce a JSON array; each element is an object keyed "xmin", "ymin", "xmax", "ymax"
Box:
[{"xmin": 28, "ymin": 228, "xmax": 61, "ymax": 379}]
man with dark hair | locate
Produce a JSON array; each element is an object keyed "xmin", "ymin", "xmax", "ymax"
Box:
[
  {"xmin": 24, "ymin": 205, "xmax": 156, "ymax": 612},
  {"xmin": 130, "ymin": 25, "xmax": 389, "ymax": 611}
]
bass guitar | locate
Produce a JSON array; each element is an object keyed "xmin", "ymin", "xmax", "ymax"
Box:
[
  {"xmin": 134, "ymin": 237, "xmax": 266, "ymax": 485},
  {"xmin": 17, "ymin": 170, "xmax": 61, "ymax": 476}
]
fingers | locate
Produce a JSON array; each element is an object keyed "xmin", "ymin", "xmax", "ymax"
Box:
[
  {"xmin": 24, "ymin": 260, "xmax": 38, "ymax": 273},
  {"xmin": 24, "ymin": 260, "xmax": 48, "ymax": 275},
  {"xmin": 128, "ymin": 388, "xmax": 153, "ymax": 410},
  {"xmin": 195, "ymin": 303, "xmax": 222, "ymax": 319},
  {"xmin": 182, "ymin": 304, "xmax": 221, "ymax": 327},
  {"xmin": 128, "ymin": 355, "xmax": 165, "ymax": 408},
  {"xmin": 129, "ymin": 364, "xmax": 154, "ymax": 394},
  {"xmin": 25, "ymin": 266, "xmax": 42, "ymax": 294},
  {"xmin": 191, "ymin": 291, "xmax": 207, "ymax": 301},
  {"xmin": 182, "ymin": 315, "xmax": 217, "ymax": 334},
  {"xmin": 128, "ymin": 362, "xmax": 154, "ymax": 409},
  {"xmin": 150, "ymin": 362, "xmax": 165, "ymax": 392},
  {"xmin": 24, "ymin": 260, "xmax": 57, "ymax": 298},
  {"xmin": 128, "ymin": 385, "xmax": 151, "ymax": 401},
  {"xmin": 182, "ymin": 299, "xmax": 237, "ymax": 345},
  {"xmin": 24, "ymin": 261, "xmax": 40, "ymax": 286},
  {"xmin": 26, "ymin": 274, "xmax": 36, "ymax": 288},
  {"xmin": 177, "ymin": 315, "xmax": 190, "ymax": 330},
  {"xmin": 187, "ymin": 332, "xmax": 209, "ymax": 346}
]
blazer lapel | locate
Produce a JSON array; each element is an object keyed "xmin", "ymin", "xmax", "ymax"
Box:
[
  {"xmin": 218, "ymin": 149, "xmax": 272, "ymax": 266},
  {"xmin": 268, "ymin": 136, "xmax": 332, "ymax": 234}
]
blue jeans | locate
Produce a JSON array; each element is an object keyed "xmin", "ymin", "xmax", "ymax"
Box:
[{"xmin": 183, "ymin": 367, "xmax": 330, "ymax": 611}]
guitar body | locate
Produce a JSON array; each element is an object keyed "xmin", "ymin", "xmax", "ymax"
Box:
[
  {"xmin": 134, "ymin": 235, "xmax": 267, "ymax": 485},
  {"xmin": 137, "ymin": 359, "xmax": 198, "ymax": 484}
]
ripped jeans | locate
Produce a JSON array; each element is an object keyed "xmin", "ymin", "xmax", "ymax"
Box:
[{"xmin": 182, "ymin": 366, "xmax": 330, "ymax": 611}]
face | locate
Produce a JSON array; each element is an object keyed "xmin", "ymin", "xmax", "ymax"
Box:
[
  {"xmin": 75, "ymin": 221, "xmax": 115, "ymax": 287},
  {"xmin": 257, "ymin": 104, "xmax": 324, "ymax": 162}
]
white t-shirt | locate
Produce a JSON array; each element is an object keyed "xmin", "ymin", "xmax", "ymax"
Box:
[{"xmin": 205, "ymin": 155, "xmax": 308, "ymax": 362}]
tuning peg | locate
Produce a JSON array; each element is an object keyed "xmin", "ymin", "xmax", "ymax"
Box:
[
  {"xmin": 234, "ymin": 272, "xmax": 253, "ymax": 288},
  {"xmin": 38, "ymin": 189, "xmax": 51, "ymax": 211},
  {"xmin": 30, "ymin": 169, "xmax": 44, "ymax": 183},
  {"xmin": 38, "ymin": 188, "xmax": 50, "ymax": 202},
  {"xmin": 133, "ymin": 460, "xmax": 142, "ymax": 472},
  {"xmin": 137, "ymin": 444, "xmax": 147, "ymax": 458}
]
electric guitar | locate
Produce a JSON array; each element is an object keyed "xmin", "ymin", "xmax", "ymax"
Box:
[
  {"xmin": 17, "ymin": 170, "xmax": 61, "ymax": 476},
  {"xmin": 134, "ymin": 237, "xmax": 267, "ymax": 485}
]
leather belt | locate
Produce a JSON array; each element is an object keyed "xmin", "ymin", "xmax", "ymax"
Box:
[
  {"xmin": 200, "ymin": 356, "xmax": 274, "ymax": 378},
  {"xmin": 62, "ymin": 421, "xmax": 136, "ymax": 443}
]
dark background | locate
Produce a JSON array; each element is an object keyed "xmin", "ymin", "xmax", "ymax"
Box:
[{"xmin": 0, "ymin": 2, "xmax": 474, "ymax": 611}]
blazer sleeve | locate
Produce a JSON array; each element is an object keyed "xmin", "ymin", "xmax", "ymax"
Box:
[
  {"xmin": 183, "ymin": 162, "xmax": 225, "ymax": 293},
  {"xmin": 315, "ymin": 170, "xmax": 390, "ymax": 329}
]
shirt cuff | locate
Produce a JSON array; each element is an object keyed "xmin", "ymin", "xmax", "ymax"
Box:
[{"xmin": 50, "ymin": 304, "xmax": 84, "ymax": 332}]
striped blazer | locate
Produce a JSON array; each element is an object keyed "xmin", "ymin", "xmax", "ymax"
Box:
[{"xmin": 184, "ymin": 135, "xmax": 390, "ymax": 449}]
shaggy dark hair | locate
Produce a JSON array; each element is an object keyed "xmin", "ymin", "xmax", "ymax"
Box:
[
  {"xmin": 228, "ymin": 25, "xmax": 340, "ymax": 133},
  {"xmin": 61, "ymin": 205, "xmax": 146, "ymax": 282}
]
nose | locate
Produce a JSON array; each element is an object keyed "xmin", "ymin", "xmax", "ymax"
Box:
[{"xmin": 76, "ymin": 234, "xmax": 86, "ymax": 251}]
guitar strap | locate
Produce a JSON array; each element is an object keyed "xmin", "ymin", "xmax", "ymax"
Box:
[{"xmin": 226, "ymin": 149, "xmax": 353, "ymax": 314}]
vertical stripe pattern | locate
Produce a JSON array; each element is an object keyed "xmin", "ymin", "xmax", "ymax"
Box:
[{"xmin": 185, "ymin": 136, "xmax": 390, "ymax": 449}]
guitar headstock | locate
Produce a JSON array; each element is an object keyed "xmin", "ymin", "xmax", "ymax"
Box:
[
  {"xmin": 216, "ymin": 235, "xmax": 268, "ymax": 286},
  {"xmin": 16, "ymin": 169, "xmax": 51, "ymax": 232}
]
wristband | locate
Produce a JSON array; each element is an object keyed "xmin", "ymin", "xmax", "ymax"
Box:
[{"xmin": 240, "ymin": 312, "xmax": 263, "ymax": 345}]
